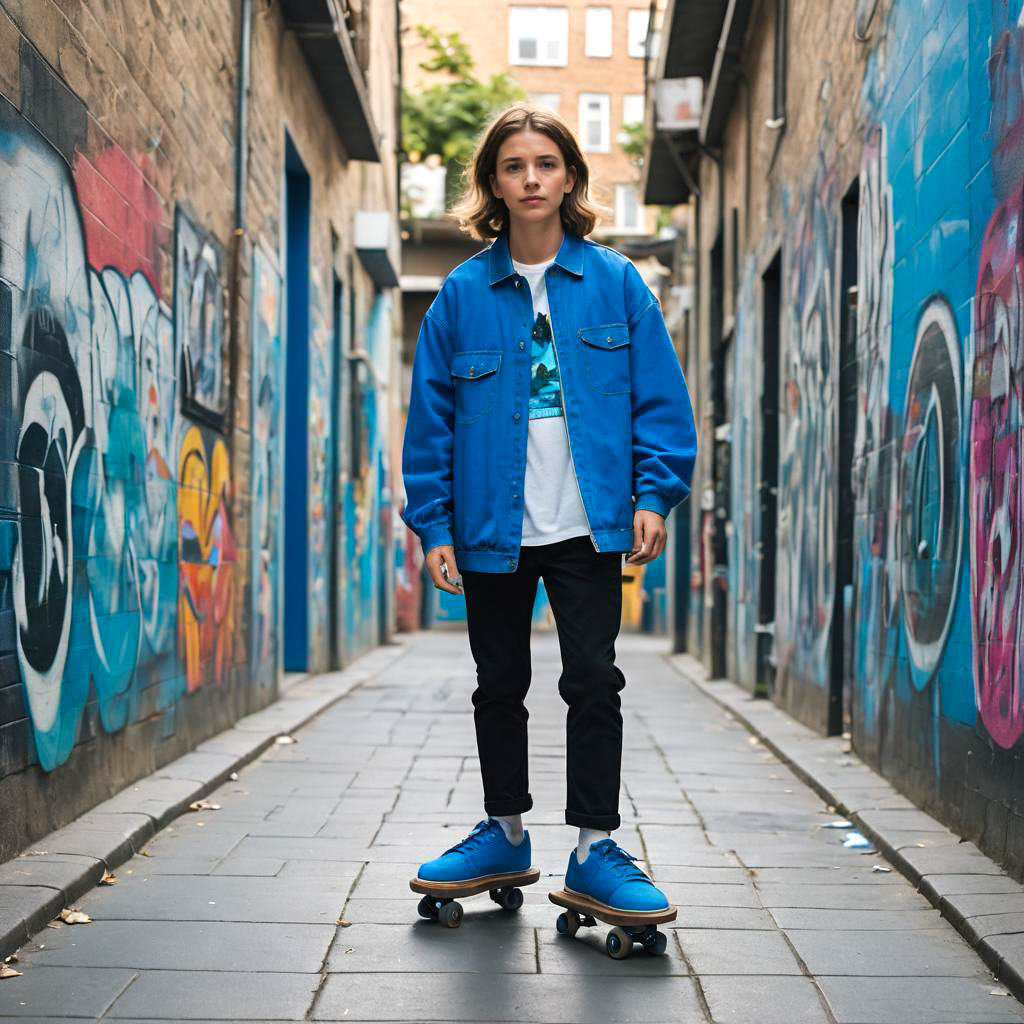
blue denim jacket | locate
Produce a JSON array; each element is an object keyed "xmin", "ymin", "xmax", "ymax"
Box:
[{"xmin": 400, "ymin": 229, "xmax": 698, "ymax": 573}]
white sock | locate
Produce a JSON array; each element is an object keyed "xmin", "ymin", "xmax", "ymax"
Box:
[
  {"xmin": 491, "ymin": 814, "xmax": 525, "ymax": 846},
  {"xmin": 577, "ymin": 828, "xmax": 611, "ymax": 863}
]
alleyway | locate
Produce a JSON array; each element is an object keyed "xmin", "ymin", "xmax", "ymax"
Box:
[{"xmin": 1, "ymin": 631, "xmax": 1019, "ymax": 1024}]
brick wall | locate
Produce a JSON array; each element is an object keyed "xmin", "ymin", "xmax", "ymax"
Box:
[
  {"xmin": 0, "ymin": 0, "xmax": 400, "ymax": 860},
  {"xmin": 690, "ymin": 0, "xmax": 1024, "ymax": 877}
]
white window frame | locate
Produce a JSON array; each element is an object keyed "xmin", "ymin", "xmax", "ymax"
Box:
[
  {"xmin": 585, "ymin": 6, "xmax": 613, "ymax": 58},
  {"xmin": 627, "ymin": 8, "xmax": 649, "ymax": 58},
  {"xmin": 509, "ymin": 6, "xmax": 569, "ymax": 66},
  {"xmin": 529, "ymin": 92, "xmax": 562, "ymax": 113},
  {"xmin": 579, "ymin": 93, "xmax": 610, "ymax": 153},
  {"xmin": 621, "ymin": 93, "xmax": 645, "ymax": 127},
  {"xmin": 615, "ymin": 183, "xmax": 642, "ymax": 232}
]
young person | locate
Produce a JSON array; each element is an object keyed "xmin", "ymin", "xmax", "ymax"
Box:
[{"xmin": 401, "ymin": 103, "xmax": 697, "ymax": 916}]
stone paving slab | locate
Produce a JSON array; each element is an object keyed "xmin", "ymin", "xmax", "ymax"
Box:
[
  {"xmin": 673, "ymin": 650, "xmax": 1024, "ymax": 1006},
  {"xmin": 2, "ymin": 632, "xmax": 1023, "ymax": 1023},
  {"xmin": 0, "ymin": 641, "xmax": 409, "ymax": 962}
]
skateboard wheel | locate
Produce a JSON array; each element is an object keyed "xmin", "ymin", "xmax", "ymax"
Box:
[
  {"xmin": 556, "ymin": 910, "xmax": 580, "ymax": 937},
  {"xmin": 417, "ymin": 895, "xmax": 439, "ymax": 920},
  {"xmin": 644, "ymin": 930, "xmax": 668, "ymax": 956},
  {"xmin": 606, "ymin": 926, "xmax": 633, "ymax": 959},
  {"xmin": 439, "ymin": 901, "xmax": 463, "ymax": 928},
  {"xmin": 497, "ymin": 887, "xmax": 524, "ymax": 912}
]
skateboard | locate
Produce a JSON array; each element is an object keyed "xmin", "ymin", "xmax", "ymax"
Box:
[
  {"xmin": 549, "ymin": 887, "xmax": 676, "ymax": 959},
  {"xmin": 409, "ymin": 867, "xmax": 541, "ymax": 928}
]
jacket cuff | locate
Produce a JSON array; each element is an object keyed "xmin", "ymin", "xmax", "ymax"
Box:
[
  {"xmin": 634, "ymin": 492, "xmax": 668, "ymax": 519},
  {"xmin": 419, "ymin": 521, "xmax": 454, "ymax": 555}
]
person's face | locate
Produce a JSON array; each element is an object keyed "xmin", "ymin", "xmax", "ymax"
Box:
[{"xmin": 489, "ymin": 129, "xmax": 577, "ymax": 228}]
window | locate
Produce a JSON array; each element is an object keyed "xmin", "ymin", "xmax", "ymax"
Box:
[
  {"xmin": 627, "ymin": 8, "xmax": 649, "ymax": 57},
  {"xmin": 622, "ymin": 93, "xmax": 644, "ymax": 127},
  {"xmin": 579, "ymin": 93, "xmax": 610, "ymax": 152},
  {"xmin": 585, "ymin": 7, "xmax": 612, "ymax": 57},
  {"xmin": 509, "ymin": 6, "xmax": 568, "ymax": 66},
  {"xmin": 615, "ymin": 184, "xmax": 641, "ymax": 231},
  {"xmin": 530, "ymin": 92, "xmax": 561, "ymax": 113}
]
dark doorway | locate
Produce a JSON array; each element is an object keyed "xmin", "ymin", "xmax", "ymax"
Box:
[
  {"xmin": 328, "ymin": 262, "xmax": 344, "ymax": 670},
  {"xmin": 758, "ymin": 252, "xmax": 782, "ymax": 695},
  {"xmin": 832, "ymin": 178, "xmax": 860, "ymax": 734},
  {"xmin": 710, "ymin": 227, "xmax": 728, "ymax": 678},
  {"xmin": 283, "ymin": 135, "xmax": 310, "ymax": 672}
]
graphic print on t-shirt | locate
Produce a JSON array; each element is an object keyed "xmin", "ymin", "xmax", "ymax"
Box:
[{"xmin": 529, "ymin": 312, "xmax": 563, "ymax": 420}]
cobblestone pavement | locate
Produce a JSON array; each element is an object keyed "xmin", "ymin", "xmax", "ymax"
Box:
[{"xmin": 1, "ymin": 630, "xmax": 1021, "ymax": 1023}]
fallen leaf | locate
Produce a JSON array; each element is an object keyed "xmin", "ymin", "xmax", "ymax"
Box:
[
  {"xmin": 189, "ymin": 800, "xmax": 221, "ymax": 812},
  {"xmin": 337, "ymin": 918, "xmax": 352, "ymax": 927},
  {"xmin": 871, "ymin": 865, "xmax": 892, "ymax": 874},
  {"xmin": 274, "ymin": 735, "xmax": 297, "ymax": 745},
  {"xmin": 60, "ymin": 908, "xmax": 92, "ymax": 925},
  {"xmin": 21, "ymin": 849, "xmax": 48, "ymax": 857},
  {"xmin": 140, "ymin": 849, "xmax": 153, "ymax": 857},
  {"xmin": 3, "ymin": 954, "xmax": 17, "ymax": 964},
  {"xmin": 0, "ymin": 965, "xmax": 21, "ymax": 979},
  {"xmin": 45, "ymin": 922, "xmax": 60, "ymax": 929},
  {"xmin": 229, "ymin": 771, "xmax": 239, "ymax": 781},
  {"xmin": 991, "ymin": 989, "xmax": 1011, "ymax": 997},
  {"xmin": 99, "ymin": 870, "xmax": 117, "ymax": 886},
  {"xmin": 344, "ymin": 947, "xmax": 354, "ymax": 954}
]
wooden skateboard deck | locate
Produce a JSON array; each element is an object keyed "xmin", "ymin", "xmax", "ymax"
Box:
[
  {"xmin": 549, "ymin": 887, "xmax": 677, "ymax": 927},
  {"xmin": 410, "ymin": 866, "xmax": 540, "ymax": 899}
]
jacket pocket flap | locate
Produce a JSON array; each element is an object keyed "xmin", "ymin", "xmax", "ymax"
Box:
[
  {"xmin": 578, "ymin": 324, "xmax": 630, "ymax": 350},
  {"xmin": 451, "ymin": 350, "xmax": 501, "ymax": 380}
]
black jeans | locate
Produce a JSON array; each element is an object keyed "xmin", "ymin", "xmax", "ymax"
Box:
[{"xmin": 460, "ymin": 536, "xmax": 626, "ymax": 831}]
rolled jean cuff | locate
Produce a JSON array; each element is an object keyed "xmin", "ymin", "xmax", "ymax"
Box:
[
  {"xmin": 565, "ymin": 808, "xmax": 621, "ymax": 831},
  {"xmin": 484, "ymin": 794, "xmax": 533, "ymax": 817}
]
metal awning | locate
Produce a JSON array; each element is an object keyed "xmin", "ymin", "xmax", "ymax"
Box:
[
  {"xmin": 642, "ymin": 0, "xmax": 729, "ymax": 205},
  {"xmin": 280, "ymin": 0, "xmax": 381, "ymax": 162},
  {"xmin": 701, "ymin": 0, "xmax": 755, "ymax": 146}
]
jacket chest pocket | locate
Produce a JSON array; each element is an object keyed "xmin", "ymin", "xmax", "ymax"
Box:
[
  {"xmin": 579, "ymin": 324, "xmax": 631, "ymax": 395},
  {"xmin": 451, "ymin": 350, "xmax": 502, "ymax": 423}
]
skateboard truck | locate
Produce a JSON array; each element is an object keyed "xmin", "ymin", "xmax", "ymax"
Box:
[{"xmin": 549, "ymin": 888, "xmax": 676, "ymax": 959}]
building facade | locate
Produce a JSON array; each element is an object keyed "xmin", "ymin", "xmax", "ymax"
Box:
[
  {"xmin": 0, "ymin": 0, "xmax": 402, "ymax": 859},
  {"xmin": 646, "ymin": 0, "xmax": 1024, "ymax": 877}
]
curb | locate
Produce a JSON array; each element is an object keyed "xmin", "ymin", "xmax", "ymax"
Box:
[
  {"xmin": 668, "ymin": 652, "xmax": 1024, "ymax": 1003},
  {"xmin": 0, "ymin": 639, "xmax": 410, "ymax": 960}
]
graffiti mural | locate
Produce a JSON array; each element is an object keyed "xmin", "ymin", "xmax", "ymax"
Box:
[
  {"xmin": 0, "ymin": 93, "xmax": 240, "ymax": 771},
  {"xmin": 250, "ymin": 245, "xmax": 283, "ymax": 689},
  {"xmin": 307, "ymin": 275, "xmax": 333, "ymax": 667},
  {"xmin": 175, "ymin": 208, "xmax": 227, "ymax": 428},
  {"xmin": 178, "ymin": 425, "xmax": 236, "ymax": 691},
  {"xmin": 775, "ymin": 153, "xmax": 838, "ymax": 690}
]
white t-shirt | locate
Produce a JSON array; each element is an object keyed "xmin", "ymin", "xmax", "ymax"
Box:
[{"xmin": 512, "ymin": 256, "xmax": 592, "ymax": 547}]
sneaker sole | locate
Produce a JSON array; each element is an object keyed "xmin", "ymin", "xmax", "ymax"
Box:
[
  {"xmin": 410, "ymin": 867, "xmax": 541, "ymax": 898},
  {"xmin": 550, "ymin": 886, "xmax": 677, "ymax": 926}
]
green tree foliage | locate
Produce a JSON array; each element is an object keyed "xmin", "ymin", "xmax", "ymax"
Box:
[{"xmin": 402, "ymin": 25, "xmax": 526, "ymax": 205}]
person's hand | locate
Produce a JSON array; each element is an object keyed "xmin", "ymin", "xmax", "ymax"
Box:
[
  {"xmin": 625, "ymin": 510, "xmax": 666, "ymax": 565},
  {"xmin": 425, "ymin": 544, "xmax": 464, "ymax": 595}
]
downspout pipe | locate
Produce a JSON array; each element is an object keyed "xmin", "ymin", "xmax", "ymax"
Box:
[{"xmin": 228, "ymin": 0, "xmax": 253, "ymax": 457}]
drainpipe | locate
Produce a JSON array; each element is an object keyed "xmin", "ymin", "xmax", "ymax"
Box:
[{"xmin": 228, "ymin": 0, "xmax": 253, "ymax": 458}]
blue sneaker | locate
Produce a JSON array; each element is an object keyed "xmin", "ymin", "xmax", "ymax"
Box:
[
  {"xmin": 416, "ymin": 819, "xmax": 532, "ymax": 885},
  {"xmin": 565, "ymin": 838, "xmax": 670, "ymax": 912}
]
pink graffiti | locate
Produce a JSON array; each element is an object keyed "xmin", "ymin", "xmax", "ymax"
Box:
[{"xmin": 971, "ymin": 188, "xmax": 1024, "ymax": 749}]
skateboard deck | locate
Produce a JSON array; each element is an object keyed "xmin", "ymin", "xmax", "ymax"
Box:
[
  {"xmin": 549, "ymin": 887, "xmax": 676, "ymax": 958},
  {"xmin": 549, "ymin": 887, "xmax": 677, "ymax": 926},
  {"xmin": 409, "ymin": 867, "xmax": 540, "ymax": 928}
]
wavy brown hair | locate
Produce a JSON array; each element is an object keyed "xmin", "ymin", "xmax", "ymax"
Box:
[{"xmin": 450, "ymin": 102, "xmax": 606, "ymax": 240}]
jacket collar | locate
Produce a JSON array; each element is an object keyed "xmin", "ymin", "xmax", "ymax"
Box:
[{"xmin": 487, "ymin": 228, "xmax": 585, "ymax": 285}]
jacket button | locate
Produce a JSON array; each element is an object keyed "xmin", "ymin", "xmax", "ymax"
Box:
[
  {"xmin": 514, "ymin": 412, "xmax": 521, "ymax": 422},
  {"xmin": 469, "ymin": 366, "xmax": 475, "ymax": 376},
  {"xmin": 518, "ymin": 341, "xmax": 525, "ymax": 350},
  {"xmin": 606, "ymin": 337, "xmax": 613, "ymax": 344}
]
